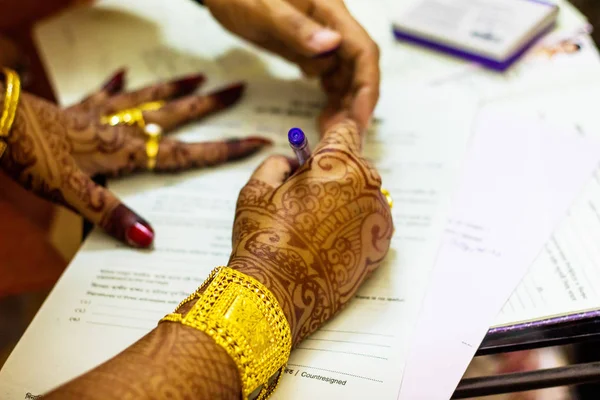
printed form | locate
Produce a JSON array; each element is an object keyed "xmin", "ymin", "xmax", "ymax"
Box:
[
  {"xmin": 0, "ymin": 79, "xmax": 478, "ymax": 398},
  {"xmin": 0, "ymin": 2, "xmax": 480, "ymax": 396}
]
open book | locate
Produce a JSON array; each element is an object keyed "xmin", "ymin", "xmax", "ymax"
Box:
[{"xmin": 1, "ymin": 1, "xmax": 600, "ymax": 399}]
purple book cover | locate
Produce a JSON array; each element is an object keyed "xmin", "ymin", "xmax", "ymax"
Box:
[{"xmin": 392, "ymin": 0, "xmax": 559, "ymax": 72}]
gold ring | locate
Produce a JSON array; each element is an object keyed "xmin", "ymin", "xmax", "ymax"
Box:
[
  {"xmin": 100, "ymin": 101, "xmax": 165, "ymax": 128},
  {"xmin": 381, "ymin": 188, "xmax": 393, "ymax": 209},
  {"xmin": 144, "ymin": 123, "xmax": 162, "ymax": 171}
]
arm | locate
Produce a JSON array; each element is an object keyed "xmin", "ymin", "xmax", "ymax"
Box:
[{"xmin": 44, "ymin": 323, "xmax": 241, "ymax": 400}]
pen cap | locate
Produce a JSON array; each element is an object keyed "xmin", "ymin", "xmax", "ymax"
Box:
[{"xmin": 288, "ymin": 127, "xmax": 307, "ymax": 148}]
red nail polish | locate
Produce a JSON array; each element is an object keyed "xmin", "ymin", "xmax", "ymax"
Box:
[
  {"xmin": 171, "ymin": 74, "xmax": 206, "ymax": 97},
  {"xmin": 126, "ymin": 222, "xmax": 154, "ymax": 248},
  {"xmin": 211, "ymin": 82, "xmax": 246, "ymax": 108},
  {"xmin": 102, "ymin": 68, "xmax": 126, "ymax": 94}
]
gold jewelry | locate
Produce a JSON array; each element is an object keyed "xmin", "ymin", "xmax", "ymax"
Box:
[
  {"xmin": 381, "ymin": 188, "xmax": 393, "ymax": 209},
  {"xmin": 0, "ymin": 68, "xmax": 21, "ymax": 159},
  {"xmin": 100, "ymin": 100, "xmax": 165, "ymax": 128},
  {"xmin": 144, "ymin": 123, "xmax": 162, "ymax": 170},
  {"xmin": 160, "ymin": 267, "xmax": 292, "ymax": 400}
]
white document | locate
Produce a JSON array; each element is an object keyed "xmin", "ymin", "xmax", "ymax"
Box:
[
  {"xmin": 399, "ymin": 106, "xmax": 600, "ymax": 399},
  {"xmin": 493, "ymin": 84, "xmax": 600, "ymax": 326},
  {"xmin": 0, "ymin": 2, "xmax": 481, "ymax": 394},
  {"xmin": 0, "ymin": 82, "xmax": 478, "ymax": 398}
]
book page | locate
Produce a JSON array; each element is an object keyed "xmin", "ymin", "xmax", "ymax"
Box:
[{"xmin": 0, "ymin": 2, "xmax": 480, "ymax": 398}]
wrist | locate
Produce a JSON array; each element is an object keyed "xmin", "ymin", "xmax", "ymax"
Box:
[
  {"xmin": 227, "ymin": 256, "xmax": 299, "ymax": 343},
  {"xmin": 162, "ymin": 266, "xmax": 292, "ymax": 400},
  {"xmin": 158, "ymin": 322, "xmax": 241, "ymax": 399}
]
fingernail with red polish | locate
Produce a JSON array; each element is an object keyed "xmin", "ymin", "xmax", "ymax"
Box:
[
  {"xmin": 171, "ymin": 74, "xmax": 206, "ymax": 97},
  {"xmin": 211, "ymin": 82, "xmax": 246, "ymax": 108},
  {"xmin": 102, "ymin": 68, "xmax": 127, "ymax": 94},
  {"xmin": 126, "ymin": 221, "xmax": 154, "ymax": 248}
]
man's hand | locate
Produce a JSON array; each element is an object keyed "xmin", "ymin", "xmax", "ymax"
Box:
[{"xmin": 204, "ymin": 0, "xmax": 380, "ymax": 133}]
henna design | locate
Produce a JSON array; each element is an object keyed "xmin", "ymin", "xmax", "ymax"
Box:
[
  {"xmin": 0, "ymin": 75, "xmax": 269, "ymax": 248},
  {"xmin": 44, "ymin": 323, "xmax": 241, "ymax": 400},
  {"xmin": 0, "ymin": 91, "xmax": 95, "ymax": 214},
  {"xmin": 142, "ymin": 82, "xmax": 245, "ymax": 130},
  {"xmin": 229, "ymin": 121, "xmax": 393, "ymax": 345}
]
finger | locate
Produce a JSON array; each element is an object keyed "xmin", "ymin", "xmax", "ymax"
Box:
[
  {"xmin": 267, "ymin": 0, "xmax": 342, "ymax": 57},
  {"xmin": 143, "ymin": 82, "xmax": 245, "ymax": 131},
  {"xmin": 103, "ymin": 73, "xmax": 206, "ymax": 114},
  {"xmin": 68, "ymin": 68, "xmax": 126, "ymax": 113},
  {"xmin": 247, "ymin": 154, "xmax": 298, "ymax": 188},
  {"xmin": 337, "ymin": 30, "xmax": 380, "ymax": 131},
  {"xmin": 349, "ymin": 49, "xmax": 380, "ymax": 131},
  {"xmin": 60, "ymin": 168, "xmax": 154, "ymax": 248},
  {"xmin": 316, "ymin": 119, "xmax": 362, "ymax": 153},
  {"xmin": 318, "ymin": 100, "xmax": 350, "ymax": 134},
  {"xmin": 255, "ymin": 38, "xmax": 338, "ymax": 77},
  {"xmin": 313, "ymin": 2, "xmax": 380, "ymax": 131},
  {"xmin": 321, "ymin": 62, "xmax": 353, "ymax": 96},
  {"xmin": 152, "ymin": 136, "xmax": 273, "ymax": 172}
]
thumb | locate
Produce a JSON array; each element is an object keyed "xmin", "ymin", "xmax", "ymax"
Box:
[
  {"xmin": 268, "ymin": 1, "xmax": 342, "ymax": 57},
  {"xmin": 62, "ymin": 169, "xmax": 154, "ymax": 248}
]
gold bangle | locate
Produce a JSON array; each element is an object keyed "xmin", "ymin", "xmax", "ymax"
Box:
[
  {"xmin": 0, "ymin": 68, "xmax": 22, "ymax": 159},
  {"xmin": 160, "ymin": 267, "xmax": 292, "ymax": 400}
]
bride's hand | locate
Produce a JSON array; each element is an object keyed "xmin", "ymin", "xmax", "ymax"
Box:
[
  {"xmin": 229, "ymin": 120, "xmax": 393, "ymax": 344},
  {"xmin": 0, "ymin": 69, "xmax": 271, "ymax": 248}
]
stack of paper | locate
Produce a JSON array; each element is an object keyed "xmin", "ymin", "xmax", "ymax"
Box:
[{"xmin": 1, "ymin": 0, "xmax": 600, "ymax": 399}]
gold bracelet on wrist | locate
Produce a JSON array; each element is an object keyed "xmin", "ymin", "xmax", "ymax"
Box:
[
  {"xmin": 160, "ymin": 266, "xmax": 292, "ymax": 400},
  {"xmin": 0, "ymin": 68, "xmax": 21, "ymax": 159}
]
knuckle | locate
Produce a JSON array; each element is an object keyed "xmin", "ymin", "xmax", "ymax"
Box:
[
  {"xmin": 286, "ymin": 12, "xmax": 307, "ymax": 33},
  {"xmin": 365, "ymin": 160, "xmax": 382, "ymax": 185},
  {"xmin": 273, "ymin": 9, "xmax": 315, "ymax": 44},
  {"xmin": 266, "ymin": 154, "xmax": 291, "ymax": 170}
]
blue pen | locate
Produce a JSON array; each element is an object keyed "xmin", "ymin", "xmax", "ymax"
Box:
[{"xmin": 288, "ymin": 127, "xmax": 311, "ymax": 166}]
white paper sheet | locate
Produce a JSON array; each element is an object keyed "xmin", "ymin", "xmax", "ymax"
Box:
[
  {"xmin": 3, "ymin": 0, "xmax": 600, "ymax": 398},
  {"xmin": 0, "ymin": 13, "xmax": 480, "ymax": 393},
  {"xmin": 399, "ymin": 106, "xmax": 600, "ymax": 399},
  {"xmin": 492, "ymin": 83, "xmax": 600, "ymax": 325}
]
